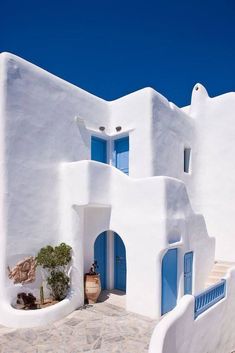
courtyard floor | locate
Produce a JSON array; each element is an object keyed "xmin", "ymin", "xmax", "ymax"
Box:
[{"xmin": 0, "ymin": 291, "xmax": 157, "ymax": 353}]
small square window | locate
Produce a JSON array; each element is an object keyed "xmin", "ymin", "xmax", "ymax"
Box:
[{"xmin": 184, "ymin": 148, "xmax": 191, "ymax": 173}]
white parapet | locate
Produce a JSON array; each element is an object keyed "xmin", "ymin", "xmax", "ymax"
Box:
[{"xmin": 149, "ymin": 267, "xmax": 235, "ymax": 353}]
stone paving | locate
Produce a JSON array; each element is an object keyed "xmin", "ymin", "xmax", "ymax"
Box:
[{"xmin": 0, "ymin": 301, "xmax": 157, "ymax": 353}]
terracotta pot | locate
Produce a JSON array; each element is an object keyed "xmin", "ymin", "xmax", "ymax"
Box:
[{"xmin": 84, "ymin": 274, "xmax": 101, "ymax": 304}]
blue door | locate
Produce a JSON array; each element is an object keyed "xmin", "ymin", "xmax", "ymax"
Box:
[
  {"xmin": 161, "ymin": 249, "xmax": 178, "ymax": 315},
  {"xmin": 91, "ymin": 136, "xmax": 107, "ymax": 289},
  {"xmin": 114, "ymin": 137, "xmax": 129, "ymax": 174},
  {"xmin": 114, "ymin": 233, "xmax": 126, "ymax": 291},
  {"xmin": 94, "ymin": 233, "xmax": 107, "ymax": 289},
  {"xmin": 91, "ymin": 136, "xmax": 107, "ymax": 163},
  {"xmin": 184, "ymin": 252, "xmax": 193, "ymax": 295}
]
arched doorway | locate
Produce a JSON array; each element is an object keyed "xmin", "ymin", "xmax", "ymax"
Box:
[
  {"xmin": 94, "ymin": 232, "xmax": 126, "ymax": 292},
  {"xmin": 161, "ymin": 248, "xmax": 178, "ymax": 315}
]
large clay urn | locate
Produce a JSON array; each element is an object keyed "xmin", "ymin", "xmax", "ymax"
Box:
[{"xmin": 84, "ymin": 274, "xmax": 101, "ymax": 304}]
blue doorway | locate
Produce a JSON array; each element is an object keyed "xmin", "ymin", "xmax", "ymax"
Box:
[
  {"xmin": 114, "ymin": 233, "xmax": 126, "ymax": 291},
  {"xmin": 114, "ymin": 137, "xmax": 129, "ymax": 174},
  {"xmin": 184, "ymin": 252, "xmax": 193, "ymax": 295},
  {"xmin": 161, "ymin": 248, "xmax": 178, "ymax": 315},
  {"xmin": 94, "ymin": 232, "xmax": 127, "ymax": 292},
  {"xmin": 94, "ymin": 233, "xmax": 107, "ymax": 289}
]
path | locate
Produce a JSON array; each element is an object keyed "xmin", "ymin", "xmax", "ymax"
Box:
[{"xmin": 0, "ymin": 294, "xmax": 157, "ymax": 353}]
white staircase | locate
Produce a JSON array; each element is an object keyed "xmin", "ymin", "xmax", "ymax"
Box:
[{"xmin": 205, "ymin": 261, "xmax": 235, "ymax": 288}]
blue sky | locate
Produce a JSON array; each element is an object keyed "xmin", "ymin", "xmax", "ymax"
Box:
[{"xmin": 1, "ymin": 0, "xmax": 235, "ymax": 106}]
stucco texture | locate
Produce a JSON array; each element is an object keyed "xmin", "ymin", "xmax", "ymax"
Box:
[
  {"xmin": 149, "ymin": 268, "xmax": 235, "ymax": 353},
  {"xmin": 0, "ymin": 52, "xmax": 218, "ymax": 328}
]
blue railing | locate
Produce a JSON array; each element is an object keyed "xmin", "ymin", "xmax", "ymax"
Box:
[{"xmin": 194, "ymin": 279, "xmax": 226, "ymax": 318}]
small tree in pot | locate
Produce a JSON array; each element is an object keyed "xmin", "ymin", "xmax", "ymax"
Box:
[{"xmin": 36, "ymin": 243, "xmax": 72, "ymax": 301}]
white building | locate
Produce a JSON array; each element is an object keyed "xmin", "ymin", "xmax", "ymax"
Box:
[{"xmin": 0, "ymin": 52, "xmax": 234, "ymax": 332}]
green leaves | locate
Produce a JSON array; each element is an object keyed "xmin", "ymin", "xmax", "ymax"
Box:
[
  {"xmin": 54, "ymin": 243, "xmax": 72, "ymax": 267},
  {"xmin": 47, "ymin": 270, "xmax": 70, "ymax": 301},
  {"xmin": 36, "ymin": 243, "xmax": 72, "ymax": 269},
  {"xmin": 36, "ymin": 242, "xmax": 72, "ymax": 301}
]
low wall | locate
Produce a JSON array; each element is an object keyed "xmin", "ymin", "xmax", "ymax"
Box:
[{"xmin": 149, "ymin": 268, "xmax": 235, "ymax": 353}]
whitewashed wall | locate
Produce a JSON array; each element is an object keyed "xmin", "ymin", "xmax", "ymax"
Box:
[
  {"xmin": 149, "ymin": 268, "xmax": 235, "ymax": 353},
  {"xmin": 60, "ymin": 161, "xmax": 214, "ymax": 320},
  {"xmin": 0, "ymin": 52, "xmax": 109, "ymax": 322},
  {"xmin": 0, "ymin": 53, "xmax": 215, "ymax": 327},
  {"xmin": 110, "ymin": 88, "xmax": 195, "ymax": 182},
  {"xmin": 0, "ymin": 52, "xmax": 108, "ymax": 259},
  {"xmin": 186, "ymin": 84, "xmax": 235, "ymax": 261}
]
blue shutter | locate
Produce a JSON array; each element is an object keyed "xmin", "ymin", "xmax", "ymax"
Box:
[
  {"xmin": 184, "ymin": 252, "xmax": 193, "ymax": 295},
  {"xmin": 91, "ymin": 136, "xmax": 107, "ymax": 163},
  {"xmin": 114, "ymin": 137, "xmax": 129, "ymax": 174}
]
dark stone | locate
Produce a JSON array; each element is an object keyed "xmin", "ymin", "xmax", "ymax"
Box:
[{"xmin": 17, "ymin": 292, "xmax": 37, "ymax": 309}]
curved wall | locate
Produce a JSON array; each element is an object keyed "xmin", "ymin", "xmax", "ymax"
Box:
[
  {"xmin": 149, "ymin": 268, "xmax": 235, "ymax": 353},
  {"xmin": 188, "ymin": 84, "xmax": 235, "ymax": 261},
  {"xmin": 0, "ymin": 53, "xmax": 216, "ymax": 327},
  {"xmin": 60, "ymin": 161, "xmax": 214, "ymax": 320}
]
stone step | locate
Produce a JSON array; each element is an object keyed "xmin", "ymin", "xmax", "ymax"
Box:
[
  {"xmin": 205, "ymin": 279, "xmax": 224, "ymax": 288},
  {"xmin": 205, "ymin": 282, "xmax": 216, "ymax": 288},
  {"xmin": 214, "ymin": 264, "xmax": 232, "ymax": 271},
  {"xmin": 211, "ymin": 269, "xmax": 227, "ymax": 277},
  {"xmin": 214, "ymin": 261, "xmax": 235, "ymax": 269},
  {"xmin": 206, "ymin": 276, "xmax": 222, "ymax": 284},
  {"xmin": 215, "ymin": 260, "xmax": 235, "ymax": 265},
  {"xmin": 204, "ymin": 260, "xmax": 235, "ymax": 289}
]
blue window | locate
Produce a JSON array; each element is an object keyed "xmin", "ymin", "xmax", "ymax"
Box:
[
  {"xmin": 184, "ymin": 148, "xmax": 191, "ymax": 173},
  {"xmin": 91, "ymin": 136, "xmax": 107, "ymax": 163},
  {"xmin": 114, "ymin": 137, "xmax": 129, "ymax": 174}
]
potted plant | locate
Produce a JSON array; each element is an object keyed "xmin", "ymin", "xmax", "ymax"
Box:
[
  {"xmin": 36, "ymin": 243, "xmax": 72, "ymax": 302},
  {"xmin": 84, "ymin": 261, "xmax": 101, "ymax": 304}
]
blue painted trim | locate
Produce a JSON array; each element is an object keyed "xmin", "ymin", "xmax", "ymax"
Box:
[
  {"xmin": 184, "ymin": 251, "xmax": 193, "ymax": 295},
  {"xmin": 114, "ymin": 233, "xmax": 126, "ymax": 291},
  {"xmin": 114, "ymin": 234, "xmax": 117, "ymax": 289},
  {"xmin": 114, "ymin": 136, "xmax": 129, "ymax": 175},
  {"xmin": 194, "ymin": 279, "xmax": 226, "ymax": 318},
  {"xmin": 161, "ymin": 248, "xmax": 178, "ymax": 315},
  {"xmin": 91, "ymin": 136, "xmax": 107, "ymax": 163},
  {"xmin": 94, "ymin": 232, "xmax": 107, "ymax": 290}
]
